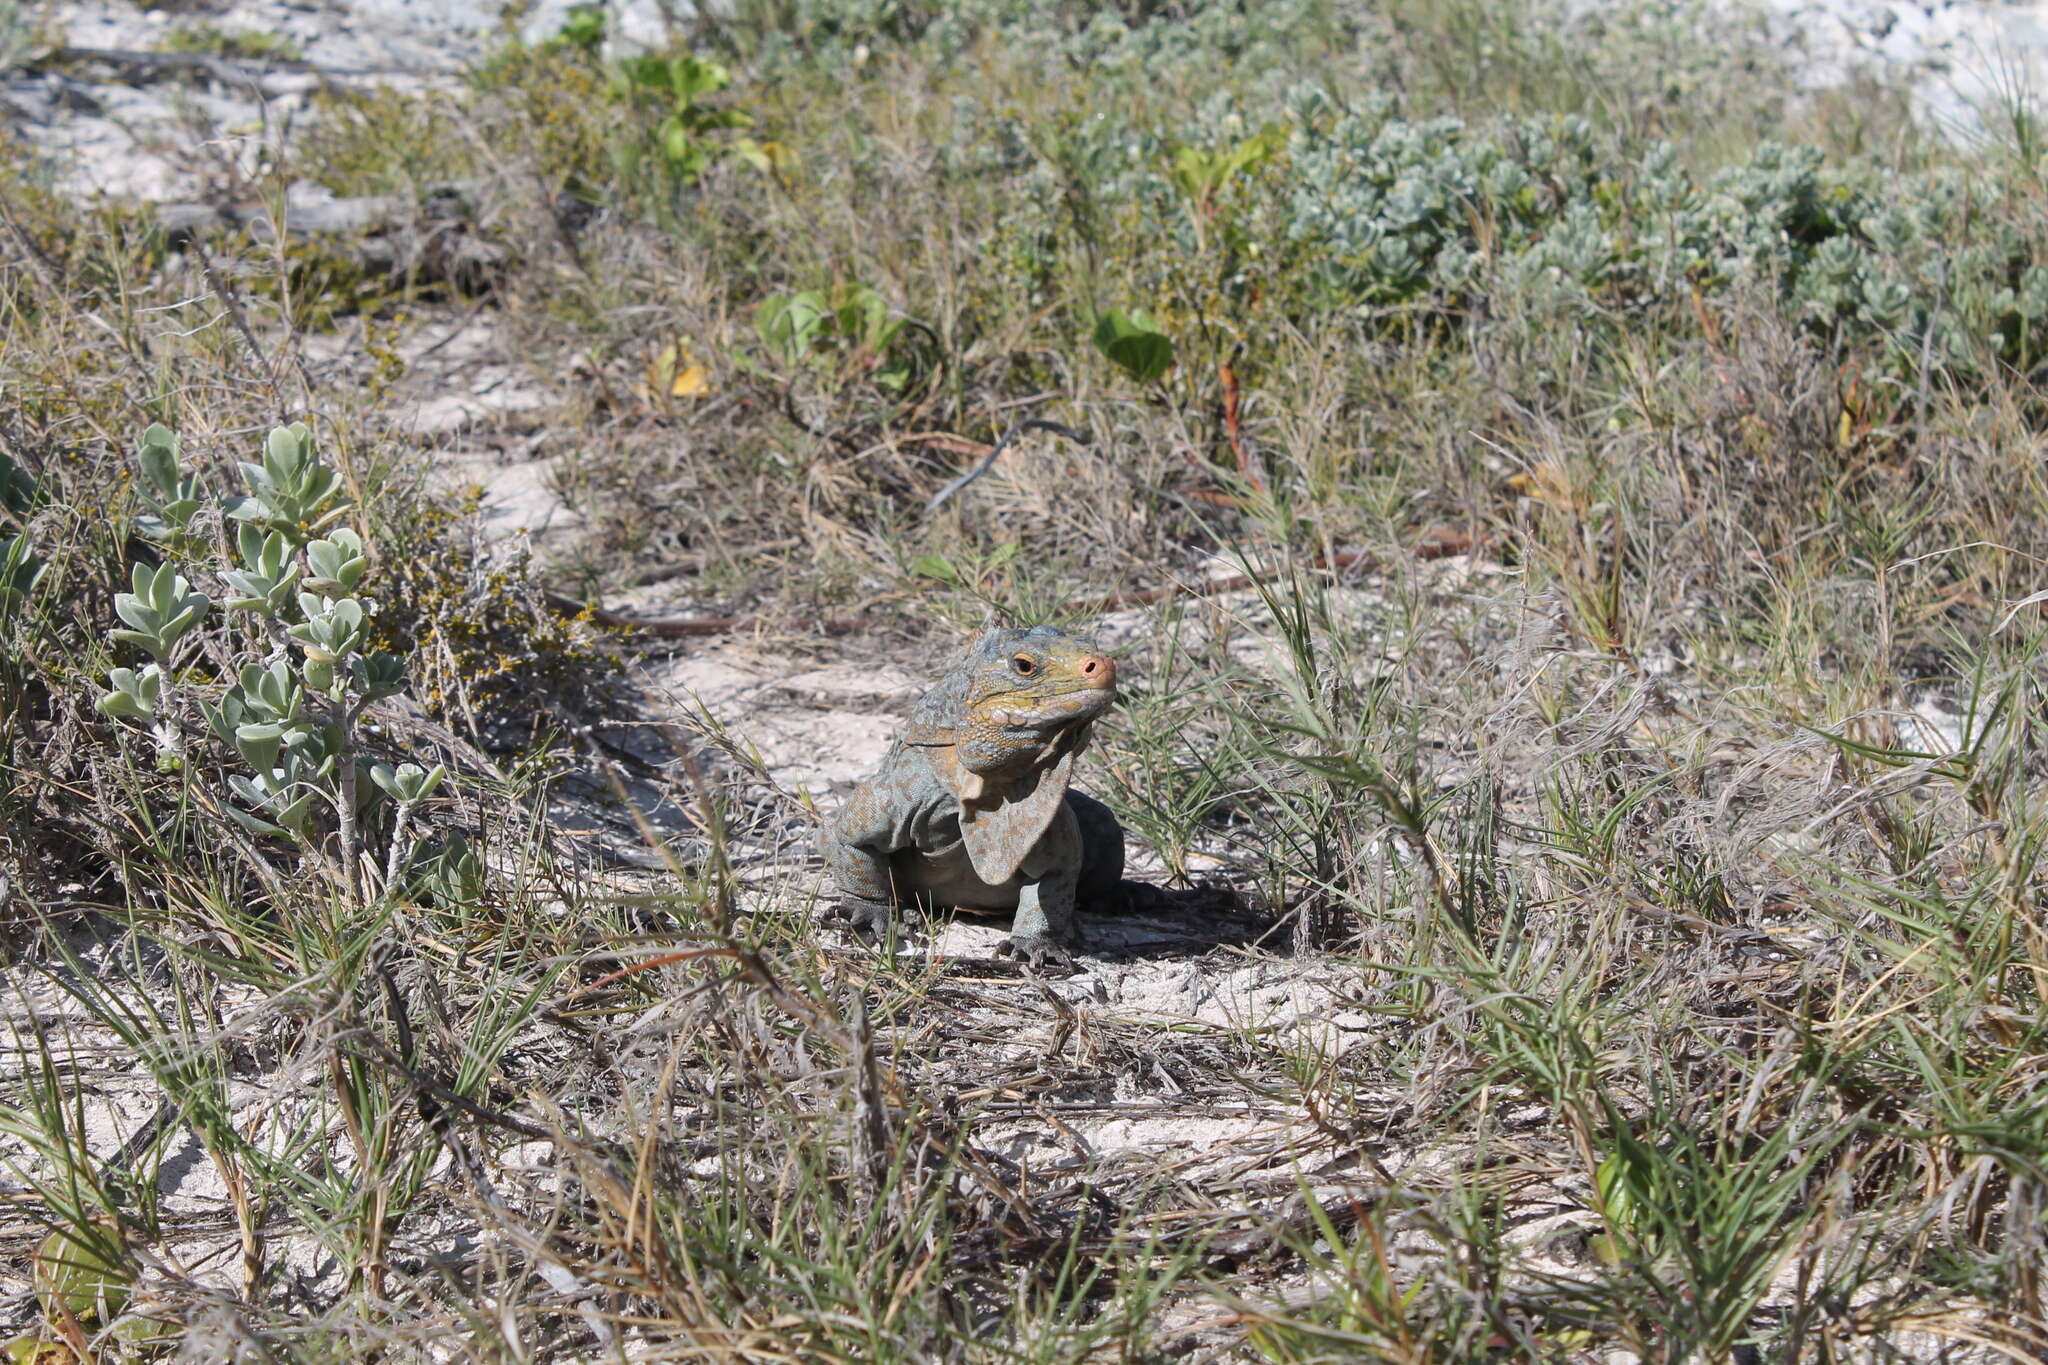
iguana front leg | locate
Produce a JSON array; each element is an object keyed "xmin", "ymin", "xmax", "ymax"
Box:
[
  {"xmin": 998, "ymin": 880, "xmax": 1076, "ymax": 970},
  {"xmin": 996, "ymin": 806, "xmax": 1081, "ymax": 970},
  {"xmin": 821, "ymin": 782, "xmax": 907, "ymax": 940}
]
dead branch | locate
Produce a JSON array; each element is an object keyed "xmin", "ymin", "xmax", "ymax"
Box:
[
  {"xmin": 547, "ymin": 527, "xmax": 1488, "ymax": 640},
  {"xmin": 154, "ymin": 184, "xmax": 509, "ymax": 289}
]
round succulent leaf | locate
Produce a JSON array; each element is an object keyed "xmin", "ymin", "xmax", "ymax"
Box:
[
  {"xmin": 302, "ymin": 658, "xmax": 337, "ymax": 693},
  {"xmin": 277, "ymin": 792, "xmax": 316, "ymax": 838},
  {"xmin": 373, "ymin": 762, "xmax": 445, "ymax": 804},
  {"xmin": 252, "ymin": 665, "xmax": 300, "ymax": 718},
  {"xmin": 95, "ymin": 689, "xmax": 152, "ymax": 720},
  {"xmin": 224, "ymin": 803, "xmax": 289, "ymax": 838},
  {"xmin": 369, "ymin": 761, "xmax": 402, "ymax": 800},
  {"xmin": 32, "ymin": 1223, "xmax": 133, "ymax": 1327},
  {"xmin": 200, "ymin": 694, "xmax": 245, "ymax": 742},
  {"xmin": 264, "ymin": 424, "xmax": 314, "ymax": 476},
  {"xmin": 144, "ymin": 566, "xmax": 179, "ymax": 611},
  {"xmin": 160, "ymin": 599, "xmax": 210, "ymax": 640},
  {"xmin": 96, "ymin": 665, "xmax": 162, "ymax": 719},
  {"xmin": 227, "ymin": 773, "xmax": 275, "ymax": 808},
  {"xmin": 1091, "ymin": 309, "xmax": 1175, "ymax": 383},
  {"xmin": 136, "ymin": 425, "xmax": 182, "ymax": 501},
  {"xmin": 109, "ymin": 629, "xmax": 168, "ymax": 660},
  {"xmin": 224, "ymin": 494, "xmax": 279, "ymax": 527},
  {"xmin": 2, "ymin": 1331, "xmax": 62, "ymax": 1362},
  {"xmin": 0, "ymin": 539, "xmax": 44, "ymax": 603},
  {"xmin": 303, "ymin": 534, "xmax": 367, "ymax": 596},
  {"xmin": 222, "ymin": 573, "xmax": 285, "ymax": 615},
  {"xmin": 353, "ymin": 651, "xmax": 407, "ymax": 699},
  {"xmin": 234, "ymin": 722, "xmax": 289, "ymax": 772},
  {"xmin": 410, "ymin": 764, "xmax": 448, "ymax": 801},
  {"xmin": 666, "ymin": 52, "xmax": 730, "ymax": 100},
  {"xmin": 756, "ymin": 291, "xmax": 828, "ymax": 367},
  {"xmin": 112, "ymin": 592, "xmax": 161, "ymax": 635}
]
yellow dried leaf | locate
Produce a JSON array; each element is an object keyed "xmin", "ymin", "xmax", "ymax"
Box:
[
  {"xmin": 647, "ymin": 342, "xmax": 679, "ymax": 393},
  {"xmin": 672, "ymin": 363, "xmax": 709, "ymax": 397}
]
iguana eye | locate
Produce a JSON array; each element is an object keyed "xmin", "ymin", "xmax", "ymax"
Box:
[{"xmin": 1012, "ymin": 655, "xmax": 1037, "ymax": 676}]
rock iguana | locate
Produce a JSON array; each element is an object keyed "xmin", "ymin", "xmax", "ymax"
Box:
[{"xmin": 820, "ymin": 626, "xmax": 1126, "ymax": 968}]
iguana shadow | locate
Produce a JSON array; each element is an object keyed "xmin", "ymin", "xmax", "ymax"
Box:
[
  {"xmin": 1071, "ymin": 881, "xmax": 1272, "ymax": 959},
  {"xmin": 853, "ymin": 882, "xmax": 1269, "ymax": 976}
]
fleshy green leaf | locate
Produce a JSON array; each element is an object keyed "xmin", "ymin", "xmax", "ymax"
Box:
[{"xmin": 1091, "ymin": 309, "xmax": 1176, "ymax": 384}]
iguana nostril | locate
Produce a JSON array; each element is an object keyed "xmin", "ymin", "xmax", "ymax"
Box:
[{"xmin": 1079, "ymin": 654, "xmax": 1115, "ymax": 686}]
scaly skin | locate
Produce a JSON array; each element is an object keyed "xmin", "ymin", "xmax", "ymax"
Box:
[{"xmin": 820, "ymin": 626, "xmax": 1125, "ymax": 968}]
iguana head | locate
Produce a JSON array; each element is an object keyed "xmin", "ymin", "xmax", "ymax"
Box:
[
  {"xmin": 905, "ymin": 625, "xmax": 1117, "ymax": 777},
  {"xmin": 902, "ymin": 626, "xmax": 1117, "ymax": 884}
]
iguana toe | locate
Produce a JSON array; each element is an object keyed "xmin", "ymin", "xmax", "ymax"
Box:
[
  {"xmin": 829, "ymin": 896, "xmax": 897, "ymax": 942},
  {"xmin": 996, "ymin": 933, "xmax": 1076, "ymax": 973}
]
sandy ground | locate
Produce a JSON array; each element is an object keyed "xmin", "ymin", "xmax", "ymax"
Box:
[{"xmin": 7, "ymin": 0, "xmax": 693, "ymax": 200}]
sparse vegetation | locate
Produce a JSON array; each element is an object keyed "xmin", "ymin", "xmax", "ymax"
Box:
[
  {"xmin": 156, "ymin": 21, "xmax": 303, "ymax": 64},
  {"xmin": 3, "ymin": 0, "xmax": 2048, "ymax": 1357}
]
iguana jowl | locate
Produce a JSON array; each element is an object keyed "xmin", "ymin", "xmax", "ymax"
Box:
[{"xmin": 820, "ymin": 626, "xmax": 1125, "ymax": 968}]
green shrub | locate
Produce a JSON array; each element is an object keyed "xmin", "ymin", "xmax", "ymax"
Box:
[{"xmin": 96, "ymin": 424, "xmax": 429, "ymax": 896}]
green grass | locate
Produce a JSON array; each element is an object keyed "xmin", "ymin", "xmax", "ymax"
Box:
[{"xmin": 3, "ymin": 0, "xmax": 2048, "ymax": 1357}]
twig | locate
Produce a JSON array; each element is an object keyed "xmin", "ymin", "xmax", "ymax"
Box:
[
  {"xmin": 1914, "ymin": 254, "xmax": 1949, "ymax": 442},
  {"xmin": 345, "ymin": 1029, "xmax": 556, "ymax": 1143},
  {"xmin": 925, "ymin": 419, "xmax": 1094, "ymax": 513},
  {"xmin": 1218, "ymin": 360, "xmax": 1265, "ymax": 493},
  {"xmin": 189, "ymin": 235, "xmax": 279, "ymax": 404},
  {"xmin": 409, "ymin": 295, "xmax": 492, "ymax": 361},
  {"xmin": 851, "ymin": 1002, "xmax": 893, "ymax": 1198},
  {"xmin": 0, "ymin": 185, "xmax": 67, "ymax": 296},
  {"xmin": 333, "ymin": 697, "xmax": 364, "ymax": 909},
  {"xmin": 38, "ymin": 46, "xmax": 413, "ymax": 86},
  {"xmin": 555, "ymin": 946, "xmax": 738, "ymax": 1005},
  {"xmin": 1065, "ymin": 527, "xmax": 1486, "ymax": 615},
  {"xmin": 542, "ymin": 593, "xmax": 871, "ymax": 638},
  {"xmin": 159, "ymin": 186, "xmax": 509, "ymax": 290},
  {"xmin": 542, "ymin": 527, "xmax": 1487, "ymax": 639},
  {"xmin": 862, "ymin": 431, "xmax": 999, "ymax": 461},
  {"xmin": 782, "ymin": 373, "xmax": 861, "ymax": 453}
]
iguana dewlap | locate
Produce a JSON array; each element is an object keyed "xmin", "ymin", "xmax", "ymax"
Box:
[{"xmin": 820, "ymin": 626, "xmax": 1126, "ymax": 967}]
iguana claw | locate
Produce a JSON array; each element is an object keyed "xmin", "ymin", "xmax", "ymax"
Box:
[
  {"xmin": 830, "ymin": 896, "xmax": 896, "ymax": 941},
  {"xmin": 996, "ymin": 933, "xmax": 1076, "ymax": 972}
]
